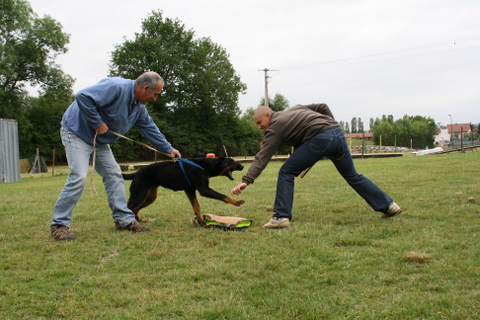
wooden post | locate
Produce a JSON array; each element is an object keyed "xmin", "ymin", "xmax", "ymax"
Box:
[
  {"xmin": 52, "ymin": 149, "xmax": 56, "ymax": 177},
  {"xmin": 461, "ymin": 127, "xmax": 464, "ymax": 152},
  {"xmin": 361, "ymin": 132, "xmax": 365, "ymax": 158}
]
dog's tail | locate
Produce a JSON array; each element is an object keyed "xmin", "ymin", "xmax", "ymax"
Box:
[{"xmin": 122, "ymin": 173, "xmax": 135, "ymax": 180}]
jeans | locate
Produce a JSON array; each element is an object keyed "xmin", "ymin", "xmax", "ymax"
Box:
[
  {"xmin": 273, "ymin": 126, "xmax": 393, "ymax": 220},
  {"xmin": 51, "ymin": 128, "xmax": 135, "ymax": 228}
]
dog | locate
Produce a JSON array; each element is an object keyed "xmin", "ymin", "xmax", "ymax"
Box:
[{"xmin": 122, "ymin": 157, "xmax": 245, "ymax": 225}]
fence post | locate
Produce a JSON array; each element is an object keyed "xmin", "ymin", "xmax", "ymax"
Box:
[
  {"xmin": 361, "ymin": 132, "xmax": 365, "ymax": 158},
  {"xmin": 52, "ymin": 149, "xmax": 56, "ymax": 177},
  {"xmin": 461, "ymin": 127, "xmax": 464, "ymax": 152}
]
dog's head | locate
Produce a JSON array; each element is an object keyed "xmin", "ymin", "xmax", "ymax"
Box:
[{"xmin": 218, "ymin": 157, "xmax": 244, "ymax": 180}]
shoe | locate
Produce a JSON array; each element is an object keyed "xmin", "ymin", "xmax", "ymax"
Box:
[
  {"xmin": 51, "ymin": 225, "xmax": 77, "ymax": 241},
  {"xmin": 115, "ymin": 221, "xmax": 150, "ymax": 232},
  {"xmin": 382, "ymin": 202, "xmax": 402, "ymax": 219},
  {"xmin": 263, "ymin": 217, "xmax": 290, "ymax": 229}
]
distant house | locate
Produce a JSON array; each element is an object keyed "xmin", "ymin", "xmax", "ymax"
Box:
[
  {"xmin": 434, "ymin": 128, "xmax": 450, "ymax": 146},
  {"xmin": 437, "ymin": 123, "xmax": 477, "ymax": 147},
  {"xmin": 344, "ymin": 132, "xmax": 374, "ymax": 140},
  {"xmin": 447, "ymin": 123, "xmax": 471, "ymax": 135}
]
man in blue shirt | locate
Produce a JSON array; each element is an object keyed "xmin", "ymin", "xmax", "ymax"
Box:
[{"xmin": 51, "ymin": 71, "xmax": 181, "ymax": 241}]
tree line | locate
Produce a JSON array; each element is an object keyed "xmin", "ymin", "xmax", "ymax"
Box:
[
  {"xmin": 2, "ymin": 1, "xmax": 452, "ymax": 164},
  {"xmin": 339, "ymin": 115, "xmax": 440, "ymax": 149}
]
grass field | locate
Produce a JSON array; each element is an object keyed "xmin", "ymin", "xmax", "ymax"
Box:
[{"xmin": 1, "ymin": 151, "xmax": 479, "ymax": 319}]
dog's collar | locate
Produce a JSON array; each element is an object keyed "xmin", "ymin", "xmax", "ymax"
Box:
[{"xmin": 177, "ymin": 158, "xmax": 205, "ymax": 186}]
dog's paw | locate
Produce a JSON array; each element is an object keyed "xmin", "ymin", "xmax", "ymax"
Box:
[
  {"xmin": 235, "ymin": 200, "xmax": 245, "ymax": 206},
  {"xmin": 191, "ymin": 217, "xmax": 204, "ymax": 226}
]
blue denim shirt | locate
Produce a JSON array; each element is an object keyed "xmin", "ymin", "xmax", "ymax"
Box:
[{"xmin": 61, "ymin": 77, "xmax": 173, "ymax": 153}]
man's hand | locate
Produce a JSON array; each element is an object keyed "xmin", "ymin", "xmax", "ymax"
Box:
[
  {"xmin": 169, "ymin": 149, "xmax": 182, "ymax": 162},
  {"xmin": 95, "ymin": 123, "xmax": 109, "ymax": 135},
  {"xmin": 231, "ymin": 182, "xmax": 248, "ymax": 195}
]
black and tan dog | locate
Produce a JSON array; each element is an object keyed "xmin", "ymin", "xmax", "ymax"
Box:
[{"xmin": 122, "ymin": 157, "xmax": 245, "ymax": 225}]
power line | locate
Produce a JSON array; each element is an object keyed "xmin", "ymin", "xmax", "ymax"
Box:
[{"xmin": 282, "ymin": 35, "xmax": 480, "ymax": 70}]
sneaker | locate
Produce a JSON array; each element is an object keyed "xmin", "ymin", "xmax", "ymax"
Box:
[
  {"xmin": 382, "ymin": 202, "xmax": 403, "ymax": 219},
  {"xmin": 263, "ymin": 217, "xmax": 290, "ymax": 229},
  {"xmin": 115, "ymin": 221, "xmax": 150, "ymax": 232},
  {"xmin": 51, "ymin": 225, "xmax": 77, "ymax": 241}
]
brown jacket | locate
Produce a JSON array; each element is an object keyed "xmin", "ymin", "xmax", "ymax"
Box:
[{"xmin": 242, "ymin": 103, "xmax": 339, "ymax": 185}]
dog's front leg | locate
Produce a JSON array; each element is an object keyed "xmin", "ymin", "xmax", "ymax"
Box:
[
  {"xmin": 198, "ymin": 187, "xmax": 245, "ymax": 207},
  {"xmin": 185, "ymin": 189, "xmax": 205, "ymax": 225},
  {"xmin": 222, "ymin": 197, "xmax": 245, "ymax": 207}
]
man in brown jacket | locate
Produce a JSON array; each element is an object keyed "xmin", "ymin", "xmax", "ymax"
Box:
[{"xmin": 231, "ymin": 104, "xmax": 402, "ymax": 228}]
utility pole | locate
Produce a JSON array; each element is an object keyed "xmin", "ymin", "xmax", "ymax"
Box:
[{"xmin": 258, "ymin": 68, "xmax": 278, "ymax": 108}]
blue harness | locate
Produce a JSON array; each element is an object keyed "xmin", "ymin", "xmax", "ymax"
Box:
[{"xmin": 177, "ymin": 158, "xmax": 205, "ymax": 186}]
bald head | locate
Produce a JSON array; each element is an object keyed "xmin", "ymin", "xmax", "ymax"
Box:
[
  {"xmin": 254, "ymin": 105, "xmax": 272, "ymax": 118},
  {"xmin": 253, "ymin": 105, "xmax": 273, "ymax": 131}
]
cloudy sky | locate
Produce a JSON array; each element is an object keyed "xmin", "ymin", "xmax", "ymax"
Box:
[{"xmin": 28, "ymin": 0, "xmax": 480, "ymax": 128}]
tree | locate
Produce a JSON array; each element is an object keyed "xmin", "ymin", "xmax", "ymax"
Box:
[
  {"xmin": 345, "ymin": 122, "xmax": 350, "ymax": 134},
  {"xmin": 258, "ymin": 93, "xmax": 289, "ymax": 111},
  {"xmin": 24, "ymin": 90, "xmax": 74, "ymax": 161},
  {"xmin": 0, "ymin": 0, "xmax": 73, "ymax": 108},
  {"xmin": 350, "ymin": 117, "xmax": 358, "ymax": 133},
  {"xmin": 241, "ymin": 107, "xmax": 255, "ymax": 120},
  {"xmin": 358, "ymin": 118, "xmax": 364, "ymax": 133},
  {"xmin": 1, "ymin": 0, "xmax": 74, "ymax": 157},
  {"xmin": 109, "ymin": 11, "xmax": 248, "ymax": 157},
  {"xmin": 371, "ymin": 115, "xmax": 437, "ymax": 148}
]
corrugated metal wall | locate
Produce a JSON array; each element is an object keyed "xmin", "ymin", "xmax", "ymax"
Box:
[{"xmin": 0, "ymin": 119, "xmax": 20, "ymax": 183}]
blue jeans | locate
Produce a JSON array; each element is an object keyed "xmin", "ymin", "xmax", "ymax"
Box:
[
  {"xmin": 51, "ymin": 128, "xmax": 135, "ymax": 228},
  {"xmin": 273, "ymin": 126, "xmax": 393, "ymax": 220}
]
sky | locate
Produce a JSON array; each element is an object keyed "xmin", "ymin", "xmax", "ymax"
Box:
[{"xmin": 28, "ymin": 0, "xmax": 480, "ymax": 129}]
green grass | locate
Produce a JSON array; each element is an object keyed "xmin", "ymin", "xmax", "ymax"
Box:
[{"xmin": 1, "ymin": 151, "xmax": 480, "ymax": 319}]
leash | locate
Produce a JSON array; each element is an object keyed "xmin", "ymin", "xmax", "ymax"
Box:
[
  {"xmin": 90, "ymin": 133, "xmax": 99, "ymax": 195},
  {"xmin": 100, "ymin": 130, "xmax": 204, "ymax": 186},
  {"xmin": 176, "ymin": 157, "xmax": 205, "ymax": 186},
  {"xmin": 90, "ymin": 129, "xmax": 170, "ymax": 195},
  {"xmin": 300, "ymin": 165, "xmax": 314, "ymax": 179},
  {"xmin": 107, "ymin": 129, "xmax": 173, "ymax": 158}
]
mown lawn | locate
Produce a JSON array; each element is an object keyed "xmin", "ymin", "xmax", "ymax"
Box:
[{"xmin": 0, "ymin": 151, "xmax": 479, "ymax": 319}]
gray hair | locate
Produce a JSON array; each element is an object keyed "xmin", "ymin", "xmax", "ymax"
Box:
[{"xmin": 135, "ymin": 72, "xmax": 164, "ymax": 91}]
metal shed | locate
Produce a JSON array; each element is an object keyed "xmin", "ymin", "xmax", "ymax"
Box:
[{"xmin": 0, "ymin": 119, "xmax": 20, "ymax": 183}]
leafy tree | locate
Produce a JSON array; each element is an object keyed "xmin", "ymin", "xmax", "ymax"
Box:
[
  {"xmin": 339, "ymin": 120, "xmax": 346, "ymax": 133},
  {"xmin": 24, "ymin": 90, "xmax": 74, "ymax": 161},
  {"xmin": 371, "ymin": 115, "xmax": 437, "ymax": 148},
  {"xmin": 258, "ymin": 93, "xmax": 290, "ymax": 111},
  {"xmin": 1, "ymin": 0, "xmax": 73, "ymax": 157},
  {"xmin": 344, "ymin": 122, "xmax": 350, "ymax": 133},
  {"xmin": 0, "ymin": 0, "xmax": 73, "ymax": 107},
  {"xmin": 241, "ymin": 107, "xmax": 255, "ymax": 120},
  {"xmin": 109, "ymin": 10, "xmax": 248, "ymax": 157},
  {"xmin": 358, "ymin": 118, "xmax": 364, "ymax": 133},
  {"xmin": 350, "ymin": 117, "xmax": 358, "ymax": 133}
]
